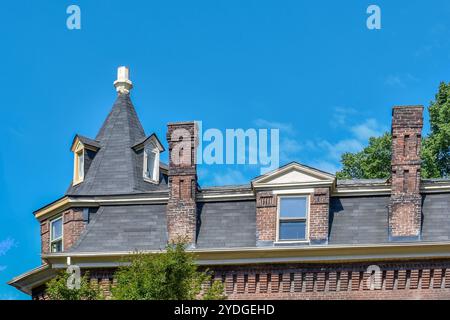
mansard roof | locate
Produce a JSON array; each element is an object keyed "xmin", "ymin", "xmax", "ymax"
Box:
[{"xmin": 66, "ymin": 93, "xmax": 168, "ymax": 196}]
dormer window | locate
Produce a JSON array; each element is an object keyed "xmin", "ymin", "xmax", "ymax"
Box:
[
  {"xmin": 133, "ymin": 133, "xmax": 165, "ymax": 184},
  {"xmin": 73, "ymin": 142, "xmax": 85, "ymax": 185},
  {"xmin": 144, "ymin": 143, "xmax": 159, "ymax": 182},
  {"xmin": 70, "ymin": 135, "xmax": 101, "ymax": 186}
]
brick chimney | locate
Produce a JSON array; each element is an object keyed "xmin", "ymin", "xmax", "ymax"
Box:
[
  {"xmin": 389, "ymin": 106, "xmax": 423, "ymax": 241},
  {"xmin": 166, "ymin": 122, "xmax": 199, "ymax": 247}
]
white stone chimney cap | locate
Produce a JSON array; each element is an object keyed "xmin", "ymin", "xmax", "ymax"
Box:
[{"xmin": 114, "ymin": 66, "xmax": 133, "ymax": 94}]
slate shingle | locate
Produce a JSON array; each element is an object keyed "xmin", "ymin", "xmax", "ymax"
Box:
[
  {"xmin": 66, "ymin": 94, "xmax": 168, "ymax": 196},
  {"xmin": 196, "ymin": 201, "xmax": 256, "ymax": 248},
  {"xmin": 70, "ymin": 205, "xmax": 168, "ymax": 252}
]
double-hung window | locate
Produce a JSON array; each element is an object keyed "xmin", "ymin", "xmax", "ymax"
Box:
[
  {"xmin": 50, "ymin": 217, "xmax": 63, "ymax": 253},
  {"xmin": 278, "ymin": 196, "xmax": 308, "ymax": 241},
  {"xmin": 144, "ymin": 144, "xmax": 159, "ymax": 183}
]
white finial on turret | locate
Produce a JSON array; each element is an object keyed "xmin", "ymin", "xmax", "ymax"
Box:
[{"xmin": 114, "ymin": 66, "xmax": 133, "ymax": 94}]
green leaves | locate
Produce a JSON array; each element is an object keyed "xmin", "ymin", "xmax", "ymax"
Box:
[
  {"xmin": 337, "ymin": 82, "xmax": 450, "ymax": 179},
  {"xmin": 112, "ymin": 243, "xmax": 226, "ymax": 300},
  {"xmin": 46, "ymin": 271, "xmax": 102, "ymax": 300},
  {"xmin": 336, "ymin": 133, "xmax": 392, "ymax": 180},
  {"xmin": 422, "ymin": 81, "xmax": 450, "ymax": 178}
]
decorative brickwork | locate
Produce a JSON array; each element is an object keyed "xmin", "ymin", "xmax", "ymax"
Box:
[
  {"xmin": 63, "ymin": 208, "xmax": 86, "ymax": 251},
  {"xmin": 166, "ymin": 122, "xmax": 198, "ymax": 245},
  {"xmin": 40, "ymin": 208, "xmax": 87, "ymax": 254},
  {"xmin": 256, "ymin": 192, "xmax": 277, "ymax": 245},
  {"xmin": 209, "ymin": 260, "xmax": 450, "ymax": 300},
  {"xmin": 389, "ymin": 106, "xmax": 423, "ymax": 241},
  {"xmin": 309, "ymin": 188, "xmax": 330, "ymax": 244},
  {"xmin": 32, "ymin": 261, "xmax": 450, "ymax": 300},
  {"xmin": 40, "ymin": 221, "xmax": 50, "ymax": 255}
]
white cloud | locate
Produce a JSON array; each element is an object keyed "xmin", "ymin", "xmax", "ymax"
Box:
[
  {"xmin": 384, "ymin": 73, "xmax": 419, "ymax": 88},
  {"xmin": 0, "ymin": 238, "xmax": 15, "ymax": 256},
  {"xmin": 318, "ymin": 139, "xmax": 364, "ymax": 161},
  {"xmin": 330, "ymin": 107, "xmax": 357, "ymax": 127},
  {"xmin": 310, "ymin": 160, "xmax": 340, "ymax": 174},
  {"xmin": 254, "ymin": 119, "xmax": 295, "ymax": 135},
  {"xmin": 350, "ymin": 118, "xmax": 387, "ymax": 141}
]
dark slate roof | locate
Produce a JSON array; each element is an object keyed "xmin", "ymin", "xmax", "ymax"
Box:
[
  {"xmin": 422, "ymin": 193, "xmax": 450, "ymax": 242},
  {"xmin": 66, "ymin": 94, "xmax": 168, "ymax": 196},
  {"xmin": 75, "ymin": 135, "xmax": 101, "ymax": 149},
  {"xmin": 69, "ymin": 205, "xmax": 168, "ymax": 253},
  {"xmin": 196, "ymin": 201, "xmax": 256, "ymax": 248},
  {"xmin": 337, "ymin": 179, "xmax": 388, "ymax": 186},
  {"xmin": 329, "ymin": 196, "xmax": 389, "ymax": 245},
  {"xmin": 66, "ymin": 193, "xmax": 450, "ymax": 253}
]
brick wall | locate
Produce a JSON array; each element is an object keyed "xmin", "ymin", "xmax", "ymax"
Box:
[
  {"xmin": 33, "ymin": 260, "xmax": 450, "ymax": 300},
  {"xmin": 389, "ymin": 106, "xmax": 423, "ymax": 241},
  {"xmin": 40, "ymin": 221, "xmax": 50, "ymax": 255},
  {"xmin": 211, "ymin": 260, "xmax": 450, "ymax": 300},
  {"xmin": 166, "ymin": 122, "xmax": 198, "ymax": 245},
  {"xmin": 63, "ymin": 208, "xmax": 86, "ymax": 250},
  {"xmin": 256, "ymin": 192, "xmax": 277, "ymax": 245},
  {"xmin": 40, "ymin": 208, "xmax": 87, "ymax": 254},
  {"xmin": 309, "ymin": 188, "xmax": 330, "ymax": 244}
]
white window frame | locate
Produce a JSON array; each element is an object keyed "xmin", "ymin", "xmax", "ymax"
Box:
[
  {"xmin": 143, "ymin": 143, "xmax": 160, "ymax": 183},
  {"xmin": 50, "ymin": 216, "xmax": 64, "ymax": 253},
  {"xmin": 276, "ymin": 195, "xmax": 310, "ymax": 243},
  {"xmin": 73, "ymin": 142, "xmax": 85, "ymax": 185}
]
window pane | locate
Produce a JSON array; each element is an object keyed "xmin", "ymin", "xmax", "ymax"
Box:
[
  {"xmin": 51, "ymin": 240, "xmax": 62, "ymax": 253},
  {"xmin": 279, "ymin": 221, "xmax": 306, "ymax": 240},
  {"xmin": 77, "ymin": 152, "xmax": 84, "ymax": 179},
  {"xmin": 147, "ymin": 151, "xmax": 156, "ymax": 179},
  {"xmin": 280, "ymin": 197, "xmax": 307, "ymax": 218},
  {"xmin": 51, "ymin": 218, "xmax": 62, "ymax": 240}
]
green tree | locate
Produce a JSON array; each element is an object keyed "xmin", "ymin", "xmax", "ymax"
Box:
[
  {"xmin": 336, "ymin": 133, "xmax": 392, "ymax": 179},
  {"xmin": 112, "ymin": 243, "xmax": 226, "ymax": 300},
  {"xmin": 422, "ymin": 82, "xmax": 450, "ymax": 178},
  {"xmin": 46, "ymin": 271, "xmax": 102, "ymax": 300},
  {"xmin": 336, "ymin": 82, "xmax": 450, "ymax": 179}
]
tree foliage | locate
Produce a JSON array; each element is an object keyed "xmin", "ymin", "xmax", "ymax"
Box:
[
  {"xmin": 337, "ymin": 82, "xmax": 450, "ymax": 179},
  {"xmin": 46, "ymin": 271, "xmax": 101, "ymax": 300},
  {"xmin": 112, "ymin": 243, "xmax": 226, "ymax": 300},
  {"xmin": 421, "ymin": 82, "xmax": 450, "ymax": 178},
  {"xmin": 336, "ymin": 133, "xmax": 392, "ymax": 180}
]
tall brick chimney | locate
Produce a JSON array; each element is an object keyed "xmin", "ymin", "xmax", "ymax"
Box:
[
  {"xmin": 389, "ymin": 106, "xmax": 423, "ymax": 241},
  {"xmin": 166, "ymin": 122, "xmax": 198, "ymax": 247}
]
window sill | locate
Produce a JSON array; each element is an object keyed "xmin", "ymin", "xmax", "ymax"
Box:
[
  {"xmin": 143, "ymin": 177, "xmax": 159, "ymax": 184},
  {"xmin": 274, "ymin": 240, "xmax": 310, "ymax": 246}
]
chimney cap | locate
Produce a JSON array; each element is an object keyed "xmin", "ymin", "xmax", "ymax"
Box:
[{"xmin": 114, "ymin": 66, "xmax": 133, "ymax": 94}]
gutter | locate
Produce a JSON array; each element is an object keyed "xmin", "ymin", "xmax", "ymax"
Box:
[{"xmin": 43, "ymin": 242, "xmax": 450, "ymax": 267}]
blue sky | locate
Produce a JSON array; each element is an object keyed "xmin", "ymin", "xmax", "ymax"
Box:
[{"xmin": 1, "ymin": 0, "xmax": 450, "ymax": 299}]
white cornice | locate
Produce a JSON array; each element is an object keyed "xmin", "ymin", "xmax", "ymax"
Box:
[{"xmin": 42, "ymin": 241, "xmax": 450, "ymax": 267}]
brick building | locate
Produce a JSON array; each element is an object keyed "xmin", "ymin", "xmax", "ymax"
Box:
[{"xmin": 8, "ymin": 67, "xmax": 450, "ymax": 300}]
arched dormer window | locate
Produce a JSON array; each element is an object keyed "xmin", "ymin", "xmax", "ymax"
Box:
[{"xmin": 144, "ymin": 142, "xmax": 160, "ymax": 183}]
